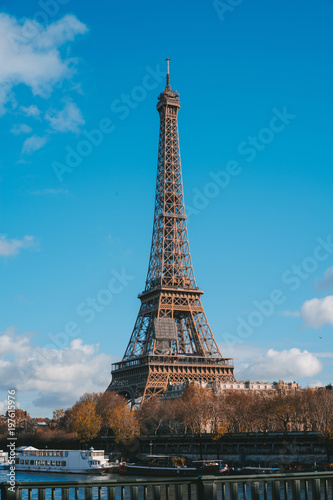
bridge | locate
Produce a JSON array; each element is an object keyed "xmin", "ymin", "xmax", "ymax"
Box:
[{"xmin": 1, "ymin": 471, "xmax": 333, "ymax": 499}]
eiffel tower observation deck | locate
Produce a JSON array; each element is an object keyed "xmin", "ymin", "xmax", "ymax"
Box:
[{"xmin": 108, "ymin": 60, "xmax": 236, "ymax": 404}]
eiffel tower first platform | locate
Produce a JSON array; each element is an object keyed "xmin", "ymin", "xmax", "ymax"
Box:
[{"xmin": 107, "ymin": 60, "xmax": 236, "ymax": 404}]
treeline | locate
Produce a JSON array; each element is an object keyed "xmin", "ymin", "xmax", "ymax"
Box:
[{"xmin": 1, "ymin": 386, "xmax": 333, "ymax": 448}]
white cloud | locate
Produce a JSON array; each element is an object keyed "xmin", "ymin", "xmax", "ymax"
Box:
[
  {"xmin": 300, "ymin": 295, "xmax": 333, "ymax": 328},
  {"xmin": 46, "ymin": 100, "xmax": 85, "ymax": 133},
  {"xmin": 234, "ymin": 347, "xmax": 322, "ymax": 381},
  {"xmin": 0, "ymin": 328, "xmax": 114, "ymax": 410},
  {"xmin": 315, "ymin": 267, "xmax": 333, "ymax": 291},
  {"xmin": 20, "ymin": 104, "xmax": 41, "ymax": 118},
  {"xmin": 0, "ymin": 235, "xmax": 36, "ymax": 257},
  {"xmin": 10, "ymin": 123, "xmax": 32, "ymax": 135},
  {"xmin": 22, "ymin": 135, "xmax": 48, "ymax": 154},
  {"xmin": 0, "ymin": 13, "xmax": 88, "ymax": 113}
]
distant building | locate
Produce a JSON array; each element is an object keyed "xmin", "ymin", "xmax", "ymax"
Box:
[{"xmin": 164, "ymin": 379, "xmax": 300, "ymax": 399}]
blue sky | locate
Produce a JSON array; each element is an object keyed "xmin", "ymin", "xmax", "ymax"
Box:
[{"xmin": 1, "ymin": 0, "xmax": 333, "ymax": 417}]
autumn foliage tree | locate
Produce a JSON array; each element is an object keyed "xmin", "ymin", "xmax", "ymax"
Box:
[
  {"xmin": 95, "ymin": 391, "xmax": 128, "ymax": 434},
  {"xmin": 107, "ymin": 403, "xmax": 139, "ymax": 445},
  {"xmin": 70, "ymin": 400, "xmax": 102, "ymax": 443}
]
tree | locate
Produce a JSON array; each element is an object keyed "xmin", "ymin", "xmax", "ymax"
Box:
[
  {"xmin": 95, "ymin": 391, "xmax": 128, "ymax": 434},
  {"xmin": 51, "ymin": 409, "xmax": 65, "ymax": 430},
  {"xmin": 107, "ymin": 404, "xmax": 139, "ymax": 444},
  {"xmin": 138, "ymin": 396, "xmax": 166, "ymax": 435},
  {"xmin": 181, "ymin": 385, "xmax": 215, "ymax": 435},
  {"xmin": 71, "ymin": 400, "xmax": 102, "ymax": 443}
]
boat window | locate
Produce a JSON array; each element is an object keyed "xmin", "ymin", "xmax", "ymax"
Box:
[
  {"xmin": 36, "ymin": 452, "xmax": 40, "ymax": 456},
  {"xmin": 61, "ymin": 461, "xmax": 66, "ymax": 466},
  {"xmin": 25, "ymin": 460, "xmax": 29, "ymax": 464},
  {"xmin": 15, "ymin": 458, "xmax": 19, "ymax": 464},
  {"xmin": 53, "ymin": 452, "xmax": 57, "ymax": 456},
  {"xmin": 40, "ymin": 461, "xmax": 45, "ymax": 465},
  {"xmin": 56, "ymin": 461, "xmax": 60, "ymax": 466},
  {"xmin": 36, "ymin": 461, "xmax": 40, "ymax": 465},
  {"xmin": 46, "ymin": 461, "xmax": 50, "ymax": 466},
  {"xmin": 51, "ymin": 461, "xmax": 55, "ymax": 466},
  {"xmin": 20, "ymin": 460, "xmax": 24, "ymax": 464},
  {"xmin": 30, "ymin": 460, "xmax": 34, "ymax": 465}
]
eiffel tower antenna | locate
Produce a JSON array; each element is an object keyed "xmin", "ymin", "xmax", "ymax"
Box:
[
  {"xmin": 166, "ymin": 58, "xmax": 170, "ymax": 88},
  {"xmin": 108, "ymin": 61, "xmax": 236, "ymax": 404}
]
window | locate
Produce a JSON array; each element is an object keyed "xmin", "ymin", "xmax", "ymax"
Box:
[
  {"xmin": 30, "ymin": 460, "xmax": 34, "ymax": 465},
  {"xmin": 257, "ymin": 385, "xmax": 260, "ymax": 389},
  {"xmin": 20, "ymin": 460, "xmax": 24, "ymax": 464},
  {"xmin": 36, "ymin": 461, "xmax": 40, "ymax": 465},
  {"xmin": 230, "ymin": 385, "xmax": 233, "ymax": 388},
  {"xmin": 51, "ymin": 461, "xmax": 55, "ymax": 466},
  {"xmin": 56, "ymin": 461, "xmax": 60, "ymax": 466},
  {"xmin": 223, "ymin": 385, "xmax": 226, "ymax": 388},
  {"xmin": 15, "ymin": 458, "xmax": 19, "ymax": 464},
  {"xmin": 61, "ymin": 461, "xmax": 66, "ymax": 466},
  {"xmin": 40, "ymin": 461, "xmax": 45, "ymax": 465},
  {"xmin": 25, "ymin": 460, "xmax": 29, "ymax": 464},
  {"xmin": 237, "ymin": 385, "xmax": 240, "ymax": 388},
  {"xmin": 264, "ymin": 385, "xmax": 267, "ymax": 389},
  {"xmin": 46, "ymin": 461, "xmax": 50, "ymax": 466}
]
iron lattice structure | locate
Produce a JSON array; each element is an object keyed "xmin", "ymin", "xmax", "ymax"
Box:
[{"xmin": 108, "ymin": 61, "xmax": 236, "ymax": 404}]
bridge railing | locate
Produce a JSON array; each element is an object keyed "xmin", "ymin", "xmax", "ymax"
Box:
[{"xmin": 1, "ymin": 471, "xmax": 333, "ymax": 500}]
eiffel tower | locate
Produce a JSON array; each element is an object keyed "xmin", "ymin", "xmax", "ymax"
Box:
[{"xmin": 108, "ymin": 60, "xmax": 236, "ymax": 404}]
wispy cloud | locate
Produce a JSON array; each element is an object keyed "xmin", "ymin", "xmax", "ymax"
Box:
[
  {"xmin": 20, "ymin": 105, "xmax": 41, "ymax": 118},
  {"xmin": 0, "ymin": 235, "xmax": 37, "ymax": 257},
  {"xmin": 0, "ymin": 13, "xmax": 88, "ymax": 114},
  {"xmin": 315, "ymin": 267, "xmax": 333, "ymax": 291},
  {"xmin": 280, "ymin": 310, "xmax": 300, "ymax": 317},
  {"xmin": 31, "ymin": 188, "xmax": 70, "ymax": 196},
  {"xmin": 46, "ymin": 100, "xmax": 85, "ymax": 134},
  {"xmin": 10, "ymin": 123, "xmax": 32, "ymax": 135},
  {"xmin": 22, "ymin": 135, "xmax": 48, "ymax": 154}
]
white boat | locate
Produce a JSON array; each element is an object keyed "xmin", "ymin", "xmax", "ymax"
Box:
[
  {"xmin": 15, "ymin": 446, "xmax": 111, "ymax": 474},
  {"xmin": 0, "ymin": 450, "xmax": 9, "ymax": 469}
]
